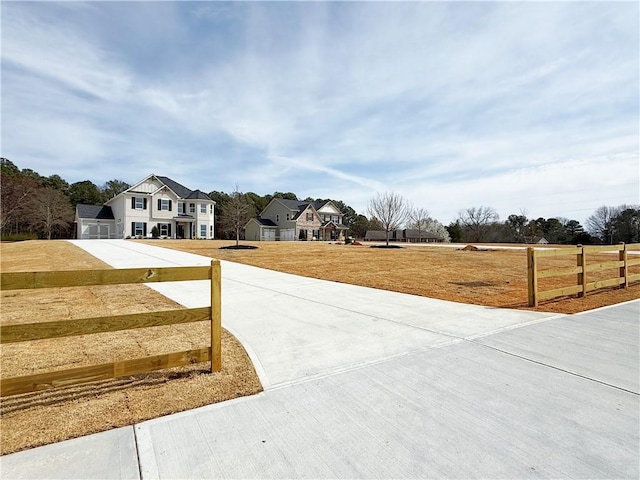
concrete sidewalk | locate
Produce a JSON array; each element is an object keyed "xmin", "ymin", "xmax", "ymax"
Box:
[{"xmin": 1, "ymin": 240, "xmax": 638, "ymax": 479}]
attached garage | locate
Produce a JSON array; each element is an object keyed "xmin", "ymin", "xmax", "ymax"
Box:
[
  {"xmin": 244, "ymin": 217, "xmax": 278, "ymax": 241},
  {"xmin": 75, "ymin": 204, "xmax": 116, "ymax": 239}
]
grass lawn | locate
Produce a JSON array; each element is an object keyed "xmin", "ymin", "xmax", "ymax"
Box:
[{"xmin": 143, "ymin": 239, "xmax": 640, "ymax": 314}]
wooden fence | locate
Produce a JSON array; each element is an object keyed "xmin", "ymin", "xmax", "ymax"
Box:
[
  {"xmin": 527, "ymin": 243, "xmax": 640, "ymax": 307},
  {"xmin": 0, "ymin": 260, "xmax": 221, "ymax": 397}
]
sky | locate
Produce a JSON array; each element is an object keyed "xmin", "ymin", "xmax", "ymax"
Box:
[{"xmin": 2, "ymin": 1, "xmax": 638, "ymax": 225}]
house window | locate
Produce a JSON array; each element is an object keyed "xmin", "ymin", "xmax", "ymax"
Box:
[
  {"xmin": 135, "ymin": 197, "xmax": 145, "ymax": 209},
  {"xmin": 286, "ymin": 213, "xmax": 290, "ymax": 221},
  {"xmin": 159, "ymin": 199, "xmax": 172, "ymax": 211},
  {"xmin": 200, "ymin": 204, "xmax": 206, "ymax": 214},
  {"xmin": 177, "ymin": 203, "xmax": 184, "ymax": 214},
  {"xmin": 200, "ymin": 224, "xmax": 206, "ymax": 238},
  {"xmin": 159, "ymin": 223, "xmax": 171, "ymax": 237},
  {"xmin": 276, "ymin": 214, "xmax": 280, "ymax": 222},
  {"xmin": 133, "ymin": 222, "xmax": 146, "ymax": 236},
  {"xmin": 331, "ymin": 215, "xmax": 339, "ymax": 222},
  {"xmin": 189, "ymin": 203, "xmax": 196, "ymax": 214},
  {"xmin": 306, "ymin": 212, "xmax": 314, "ymax": 221}
]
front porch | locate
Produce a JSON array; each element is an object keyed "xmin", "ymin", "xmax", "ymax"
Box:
[
  {"xmin": 319, "ymin": 221, "xmax": 348, "ymax": 241},
  {"xmin": 174, "ymin": 215, "xmax": 195, "ymax": 239}
]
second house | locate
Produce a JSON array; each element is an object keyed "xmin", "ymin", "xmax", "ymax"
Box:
[{"xmin": 245, "ymin": 198, "xmax": 348, "ymax": 241}]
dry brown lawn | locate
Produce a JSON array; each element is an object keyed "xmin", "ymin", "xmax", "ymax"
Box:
[
  {"xmin": 143, "ymin": 239, "xmax": 640, "ymax": 314},
  {"xmin": 1, "ymin": 239, "xmax": 638, "ymax": 455},
  {"xmin": 0, "ymin": 241, "xmax": 262, "ymax": 455}
]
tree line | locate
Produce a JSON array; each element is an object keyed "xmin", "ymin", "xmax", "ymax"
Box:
[
  {"xmin": 2, "ymin": 159, "xmax": 637, "ymax": 245},
  {"xmin": 1, "ymin": 158, "xmax": 131, "ymax": 240},
  {"xmin": 368, "ymin": 192, "xmax": 639, "ymax": 246},
  {"xmin": 447, "ymin": 205, "xmax": 639, "ymax": 245}
]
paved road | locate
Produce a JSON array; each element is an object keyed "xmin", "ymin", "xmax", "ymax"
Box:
[{"xmin": 1, "ymin": 240, "xmax": 638, "ymax": 479}]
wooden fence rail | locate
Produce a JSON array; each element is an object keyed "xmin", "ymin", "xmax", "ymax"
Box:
[
  {"xmin": 527, "ymin": 243, "xmax": 640, "ymax": 307},
  {"xmin": 0, "ymin": 260, "xmax": 221, "ymax": 397}
]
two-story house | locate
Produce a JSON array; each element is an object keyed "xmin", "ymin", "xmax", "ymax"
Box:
[
  {"xmin": 245, "ymin": 198, "xmax": 348, "ymax": 241},
  {"xmin": 75, "ymin": 174, "xmax": 215, "ymax": 239}
]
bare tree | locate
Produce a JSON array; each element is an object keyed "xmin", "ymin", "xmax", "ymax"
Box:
[
  {"xmin": 23, "ymin": 187, "xmax": 74, "ymax": 240},
  {"xmin": 221, "ymin": 184, "xmax": 252, "ymax": 246},
  {"xmin": 407, "ymin": 206, "xmax": 430, "ymax": 242},
  {"xmin": 0, "ymin": 174, "xmax": 38, "ymax": 233},
  {"xmin": 367, "ymin": 191, "xmax": 410, "ymax": 246},
  {"xmin": 458, "ymin": 206, "xmax": 499, "ymax": 242},
  {"xmin": 587, "ymin": 205, "xmax": 619, "ymax": 244}
]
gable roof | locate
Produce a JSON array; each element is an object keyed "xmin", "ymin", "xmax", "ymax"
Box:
[
  {"xmin": 312, "ymin": 200, "xmax": 338, "ymax": 212},
  {"xmin": 322, "ymin": 220, "xmax": 348, "ymax": 230},
  {"xmin": 254, "ymin": 217, "xmax": 278, "ymax": 227},
  {"xmin": 245, "ymin": 217, "xmax": 278, "ymax": 229},
  {"xmin": 155, "ymin": 176, "xmax": 194, "ymax": 199},
  {"xmin": 113, "ymin": 175, "xmax": 213, "ymax": 202},
  {"xmin": 266, "ymin": 198, "xmax": 343, "ymax": 218},
  {"xmin": 76, "ymin": 204, "xmax": 115, "ymax": 220},
  {"xmin": 312, "ymin": 200, "xmax": 328, "ymax": 211},
  {"xmin": 276, "ymin": 199, "xmax": 309, "ymax": 211},
  {"xmin": 185, "ymin": 189, "xmax": 213, "ymax": 201}
]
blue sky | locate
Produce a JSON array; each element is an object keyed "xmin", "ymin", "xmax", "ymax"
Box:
[{"xmin": 2, "ymin": 1, "xmax": 638, "ymax": 225}]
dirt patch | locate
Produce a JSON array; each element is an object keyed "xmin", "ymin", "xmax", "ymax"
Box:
[
  {"xmin": 141, "ymin": 240, "xmax": 640, "ymax": 314},
  {"xmin": 0, "ymin": 241, "xmax": 262, "ymax": 455}
]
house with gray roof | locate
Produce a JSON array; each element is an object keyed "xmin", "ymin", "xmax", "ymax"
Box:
[
  {"xmin": 74, "ymin": 205, "xmax": 116, "ymax": 239},
  {"xmin": 400, "ymin": 229, "xmax": 444, "ymax": 243},
  {"xmin": 75, "ymin": 174, "xmax": 215, "ymax": 239},
  {"xmin": 245, "ymin": 198, "xmax": 348, "ymax": 241},
  {"xmin": 364, "ymin": 229, "xmax": 444, "ymax": 243}
]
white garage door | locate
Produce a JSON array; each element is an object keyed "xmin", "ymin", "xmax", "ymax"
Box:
[
  {"xmin": 263, "ymin": 229, "xmax": 276, "ymax": 241},
  {"xmin": 86, "ymin": 224, "xmax": 110, "ymax": 239},
  {"xmin": 280, "ymin": 229, "xmax": 295, "ymax": 241}
]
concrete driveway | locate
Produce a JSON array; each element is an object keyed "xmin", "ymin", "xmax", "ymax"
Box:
[{"xmin": 1, "ymin": 240, "xmax": 638, "ymax": 479}]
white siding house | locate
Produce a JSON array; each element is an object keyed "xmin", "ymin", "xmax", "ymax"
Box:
[{"xmin": 75, "ymin": 174, "xmax": 215, "ymax": 239}]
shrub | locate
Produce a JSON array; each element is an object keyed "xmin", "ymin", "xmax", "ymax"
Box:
[{"xmin": 1, "ymin": 233, "xmax": 38, "ymax": 242}]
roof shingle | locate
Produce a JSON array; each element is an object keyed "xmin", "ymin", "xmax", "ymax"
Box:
[{"xmin": 76, "ymin": 204, "xmax": 115, "ymax": 220}]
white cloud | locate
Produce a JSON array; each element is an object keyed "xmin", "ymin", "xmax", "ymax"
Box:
[{"xmin": 1, "ymin": 1, "xmax": 637, "ymax": 225}]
